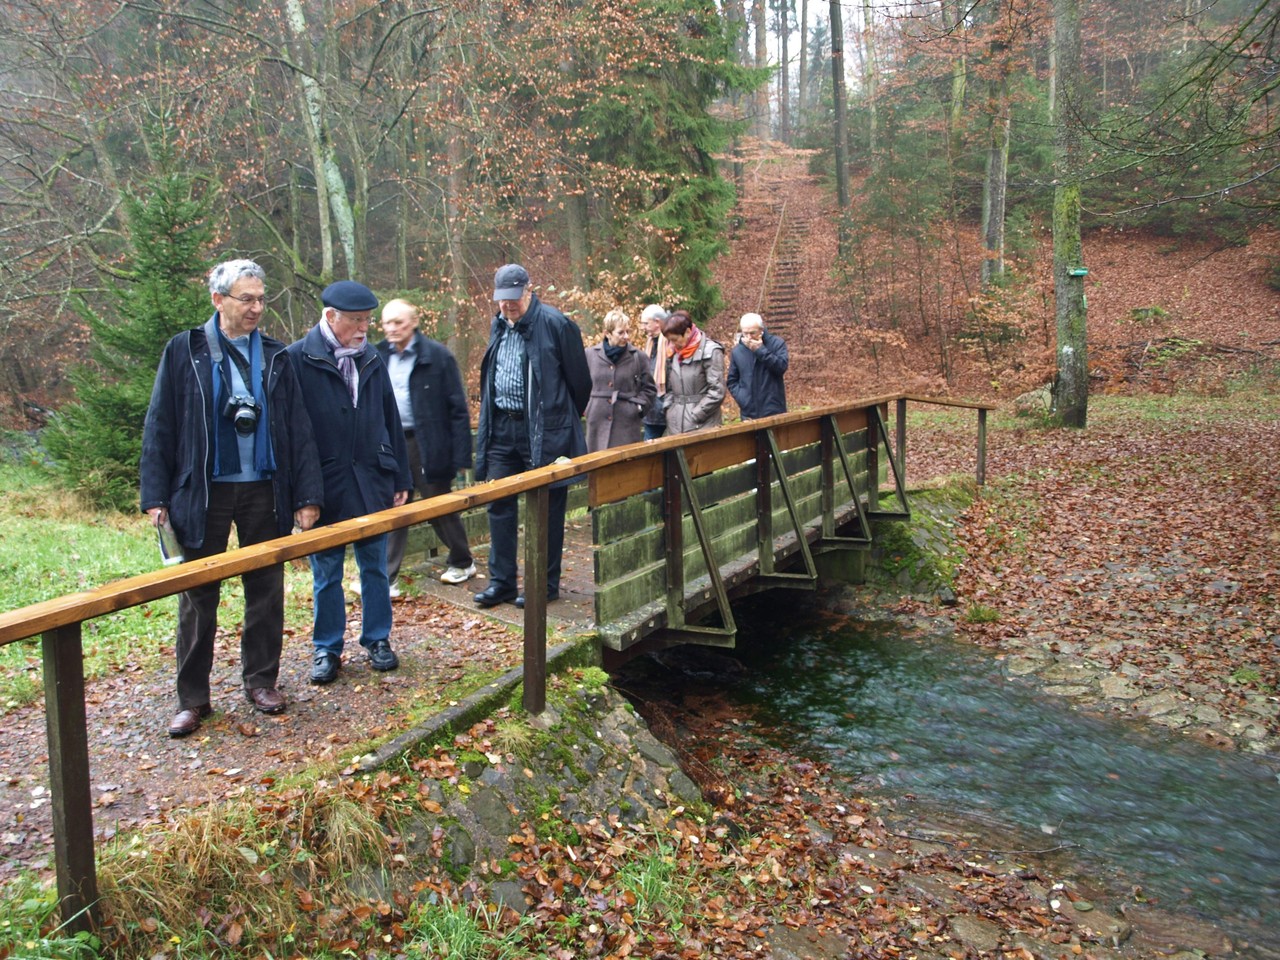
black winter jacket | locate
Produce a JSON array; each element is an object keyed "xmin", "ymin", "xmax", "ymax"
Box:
[
  {"xmin": 375, "ymin": 332, "xmax": 472, "ymax": 483},
  {"xmin": 727, "ymin": 330, "xmax": 789, "ymax": 420},
  {"xmin": 140, "ymin": 318, "xmax": 323, "ymax": 549},
  {"xmin": 286, "ymin": 325, "xmax": 412, "ymax": 526},
  {"xmin": 474, "ymin": 294, "xmax": 590, "ymax": 481}
]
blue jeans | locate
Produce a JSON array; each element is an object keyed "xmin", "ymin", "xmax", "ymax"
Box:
[
  {"xmin": 643, "ymin": 422, "xmax": 666, "ymax": 441},
  {"xmin": 309, "ymin": 534, "xmax": 391, "ymax": 655}
]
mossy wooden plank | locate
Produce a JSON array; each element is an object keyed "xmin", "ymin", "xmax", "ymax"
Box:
[
  {"xmin": 594, "ymin": 527, "xmax": 665, "ymax": 583},
  {"xmin": 592, "ymin": 491, "xmax": 663, "ymax": 544},
  {"xmin": 690, "ymin": 462, "xmax": 756, "ymax": 504},
  {"xmin": 595, "ymin": 562, "xmax": 666, "ymax": 623}
]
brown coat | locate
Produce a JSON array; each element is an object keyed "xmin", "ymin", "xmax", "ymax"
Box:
[
  {"xmin": 664, "ymin": 335, "xmax": 725, "ymax": 435},
  {"xmin": 584, "ymin": 342, "xmax": 658, "ymax": 452}
]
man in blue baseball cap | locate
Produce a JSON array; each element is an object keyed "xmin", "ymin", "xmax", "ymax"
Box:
[
  {"xmin": 472, "ymin": 264, "xmax": 590, "ymax": 610},
  {"xmin": 287, "ymin": 280, "xmax": 412, "ymax": 685}
]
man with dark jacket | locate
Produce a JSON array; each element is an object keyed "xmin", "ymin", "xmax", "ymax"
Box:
[
  {"xmin": 472, "ymin": 264, "xmax": 590, "ymax": 609},
  {"xmin": 727, "ymin": 312, "xmax": 789, "ymax": 420},
  {"xmin": 376, "ymin": 298, "xmax": 476, "ymax": 590},
  {"xmin": 287, "ymin": 281, "xmax": 413, "ymax": 685},
  {"xmin": 141, "ymin": 259, "xmax": 323, "ymax": 737}
]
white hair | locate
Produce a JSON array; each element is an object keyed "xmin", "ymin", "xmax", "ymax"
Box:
[
  {"xmin": 739, "ymin": 312, "xmax": 764, "ymax": 332},
  {"xmin": 640, "ymin": 303, "xmax": 668, "ymax": 323},
  {"xmin": 208, "ymin": 259, "xmax": 266, "ymax": 295}
]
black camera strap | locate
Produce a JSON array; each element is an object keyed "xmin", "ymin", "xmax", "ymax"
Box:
[{"xmin": 204, "ymin": 317, "xmax": 255, "ymax": 395}]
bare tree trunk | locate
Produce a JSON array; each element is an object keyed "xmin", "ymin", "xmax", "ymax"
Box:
[
  {"xmin": 797, "ymin": 0, "xmax": 808, "ymax": 127},
  {"xmin": 1051, "ymin": 0, "xmax": 1088, "ymax": 428},
  {"xmin": 980, "ymin": 1, "xmax": 1012, "ymax": 286},
  {"xmin": 861, "ymin": 0, "xmax": 878, "ymax": 155},
  {"xmin": 567, "ymin": 184, "xmax": 590, "ymax": 290},
  {"xmin": 753, "ymin": 0, "xmax": 770, "ymax": 140},
  {"xmin": 831, "ymin": 0, "xmax": 851, "ymax": 255},
  {"xmin": 777, "ymin": 0, "xmax": 791, "ymax": 144},
  {"xmin": 283, "ymin": 0, "xmax": 357, "ymax": 278}
]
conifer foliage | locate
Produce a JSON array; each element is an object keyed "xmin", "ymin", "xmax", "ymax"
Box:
[{"xmin": 44, "ymin": 168, "xmax": 212, "ymax": 511}]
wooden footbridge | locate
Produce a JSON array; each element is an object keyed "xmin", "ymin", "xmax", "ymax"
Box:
[{"xmin": 0, "ymin": 393, "xmax": 990, "ymax": 933}]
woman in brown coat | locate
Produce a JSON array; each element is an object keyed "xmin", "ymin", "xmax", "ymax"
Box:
[
  {"xmin": 584, "ymin": 310, "xmax": 658, "ymax": 452},
  {"xmin": 661, "ymin": 309, "xmax": 725, "ymax": 435}
]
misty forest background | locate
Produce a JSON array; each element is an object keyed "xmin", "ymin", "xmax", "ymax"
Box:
[{"xmin": 1, "ymin": 0, "xmax": 1278, "ymax": 509}]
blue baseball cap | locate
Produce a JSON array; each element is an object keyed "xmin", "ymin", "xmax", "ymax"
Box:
[{"xmin": 493, "ymin": 264, "xmax": 530, "ymax": 301}]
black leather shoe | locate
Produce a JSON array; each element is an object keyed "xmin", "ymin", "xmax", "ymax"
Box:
[
  {"xmin": 514, "ymin": 591, "xmax": 560, "ymax": 609},
  {"xmin": 168, "ymin": 703, "xmax": 212, "ymax": 738},
  {"xmin": 367, "ymin": 640, "xmax": 399, "ymax": 672},
  {"xmin": 310, "ymin": 651, "xmax": 341, "ymax": 685},
  {"xmin": 474, "ymin": 585, "xmax": 518, "ymax": 608}
]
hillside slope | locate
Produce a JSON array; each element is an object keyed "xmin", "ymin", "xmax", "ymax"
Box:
[{"xmin": 709, "ymin": 150, "xmax": 1280, "ymax": 409}]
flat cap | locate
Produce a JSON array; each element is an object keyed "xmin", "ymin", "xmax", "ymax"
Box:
[{"xmin": 321, "ymin": 280, "xmax": 378, "ymax": 312}]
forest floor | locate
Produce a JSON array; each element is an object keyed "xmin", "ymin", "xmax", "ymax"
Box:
[{"xmin": 4, "ymin": 149, "xmax": 1280, "ymax": 957}]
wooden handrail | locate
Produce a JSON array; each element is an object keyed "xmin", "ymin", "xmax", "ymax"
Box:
[{"xmin": 0, "ymin": 392, "xmax": 992, "ymax": 646}]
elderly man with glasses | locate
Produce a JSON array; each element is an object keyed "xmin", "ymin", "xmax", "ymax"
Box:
[
  {"xmin": 142, "ymin": 258, "xmax": 324, "ymax": 737},
  {"xmin": 287, "ymin": 281, "xmax": 412, "ymax": 686}
]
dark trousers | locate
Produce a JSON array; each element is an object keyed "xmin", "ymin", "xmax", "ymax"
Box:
[
  {"xmin": 643, "ymin": 421, "xmax": 666, "ymax": 441},
  {"xmin": 386, "ymin": 433, "xmax": 473, "ymax": 583},
  {"xmin": 485, "ymin": 413, "xmax": 567, "ymax": 594},
  {"xmin": 176, "ymin": 480, "xmax": 282, "ymax": 709}
]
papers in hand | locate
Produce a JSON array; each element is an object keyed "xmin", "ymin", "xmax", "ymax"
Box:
[{"xmin": 157, "ymin": 518, "xmax": 185, "ymax": 565}]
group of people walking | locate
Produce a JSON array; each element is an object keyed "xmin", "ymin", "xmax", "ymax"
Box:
[{"xmin": 141, "ymin": 258, "xmax": 788, "ymax": 739}]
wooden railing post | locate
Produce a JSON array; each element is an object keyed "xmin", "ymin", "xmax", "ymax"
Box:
[
  {"xmin": 521, "ymin": 487, "xmax": 549, "ymax": 714},
  {"xmin": 754, "ymin": 430, "xmax": 774, "ymax": 574},
  {"xmin": 42, "ymin": 624, "xmax": 99, "ymax": 932},
  {"xmin": 895, "ymin": 397, "xmax": 907, "ymax": 487},
  {"xmin": 663, "ymin": 451, "xmax": 685, "ymax": 627},
  {"xmin": 819, "ymin": 416, "xmax": 835, "ymax": 538},
  {"xmin": 976, "ymin": 408, "xmax": 988, "ymax": 486},
  {"xmin": 866, "ymin": 405, "xmax": 880, "ymax": 509}
]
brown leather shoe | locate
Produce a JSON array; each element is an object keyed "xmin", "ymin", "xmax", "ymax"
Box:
[
  {"xmin": 246, "ymin": 687, "xmax": 286, "ymax": 715},
  {"xmin": 168, "ymin": 703, "xmax": 212, "ymax": 738}
]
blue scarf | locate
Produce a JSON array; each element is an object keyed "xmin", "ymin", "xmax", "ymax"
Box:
[
  {"xmin": 206, "ymin": 316, "xmax": 276, "ymax": 478},
  {"xmin": 603, "ymin": 340, "xmax": 627, "ymax": 364}
]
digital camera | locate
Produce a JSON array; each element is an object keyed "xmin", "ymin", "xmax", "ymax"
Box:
[{"xmin": 223, "ymin": 394, "xmax": 261, "ymax": 436}]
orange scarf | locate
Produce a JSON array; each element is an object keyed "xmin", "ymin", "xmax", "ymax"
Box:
[
  {"xmin": 675, "ymin": 325, "xmax": 703, "ymax": 364},
  {"xmin": 649, "ymin": 334, "xmax": 670, "ymax": 394}
]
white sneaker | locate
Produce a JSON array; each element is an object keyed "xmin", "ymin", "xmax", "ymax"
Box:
[
  {"xmin": 440, "ymin": 563, "xmax": 477, "ymax": 584},
  {"xmin": 389, "ymin": 584, "xmax": 402, "ymax": 599}
]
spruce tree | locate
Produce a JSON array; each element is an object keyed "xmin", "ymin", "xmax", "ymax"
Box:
[{"xmin": 44, "ymin": 169, "xmax": 213, "ymax": 511}]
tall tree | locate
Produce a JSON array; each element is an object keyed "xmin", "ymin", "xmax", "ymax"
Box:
[
  {"xmin": 753, "ymin": 0, "xmax": 770, "ymax": 138},
  {"xmin": 1051, "ymin": 0, "xmax": 1088, "ymax": 428},
  {"xmin": 44, "ymin": 158, "xmax": 213, "ymax": 509},
  {"xmin": 980, "ymin": 0, "xmax": 1015, "ymax": 286},
  {"xmin": 831, "ymin": 0, "xmax": 851, "ymax": 254}
]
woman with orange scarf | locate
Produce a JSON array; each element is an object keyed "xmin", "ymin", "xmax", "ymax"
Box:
[{"xmin": 660, "ymin": 309, "xmax": 725, "ymax": 435}]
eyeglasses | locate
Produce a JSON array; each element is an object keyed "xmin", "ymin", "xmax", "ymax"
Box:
[
  {"xmin": 225, "ymin": 294, "xmax": 268, "ymax": 306},
  {"xmin": 335, "ymin": 311, "xmax": 372, "ymax": 326}
]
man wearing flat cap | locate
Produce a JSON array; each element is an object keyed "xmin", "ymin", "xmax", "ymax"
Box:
[
  {"xmin": 473, "ymin": 264, "xmax": 590, "ymax": 609},
  {"xmin": 287, "ymin": 280, "xmax": 412, "ymax": 684}
]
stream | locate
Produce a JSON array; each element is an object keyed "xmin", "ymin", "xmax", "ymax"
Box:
[{"xmin": 643, "ymin": 595, "xmax": 1280, "ymax": 952}]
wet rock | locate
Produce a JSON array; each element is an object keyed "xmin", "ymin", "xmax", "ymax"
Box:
[
  {"xmin": 1100, "ymin": 676, "xmax": 1142, "ymax": 700},
  {"xmin": 1123, "ymin": 903, "xmax": 1234, "ymax": 956},
  {"xmin": 488, "ymin": 879, "xmax": 530, "ymax": 915},
  {"xmin": 765, "ymin": 922, "xmax": 849, "ymax": 960},
  {"xmin": 1134, "ymin": 689, "xmax": 1181, "ymax": 717},
  {"xmin": 1192, "ymin": 704, "xmax": 1223, "ymax": 724},
  {"xmin": 1045, "ymin": 684, "xmax": 1096, "ymax": 698},
  {"xmin": 948, "ymin": 914, "xmax": 1003, "ymax": 953}
]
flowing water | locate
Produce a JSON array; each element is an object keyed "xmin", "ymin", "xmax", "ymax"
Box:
[{"xmin": 676, "ymin": 599, "xmax": 1280, "ymax": 950}]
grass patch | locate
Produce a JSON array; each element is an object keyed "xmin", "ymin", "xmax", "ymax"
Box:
[
  {"xmin": 0, "ymin": 455, "xmax": 316, "ymax": 713},
  {"xmin": 963, "ymin": 603, "xmax": 1001, "ymax": 624}
]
